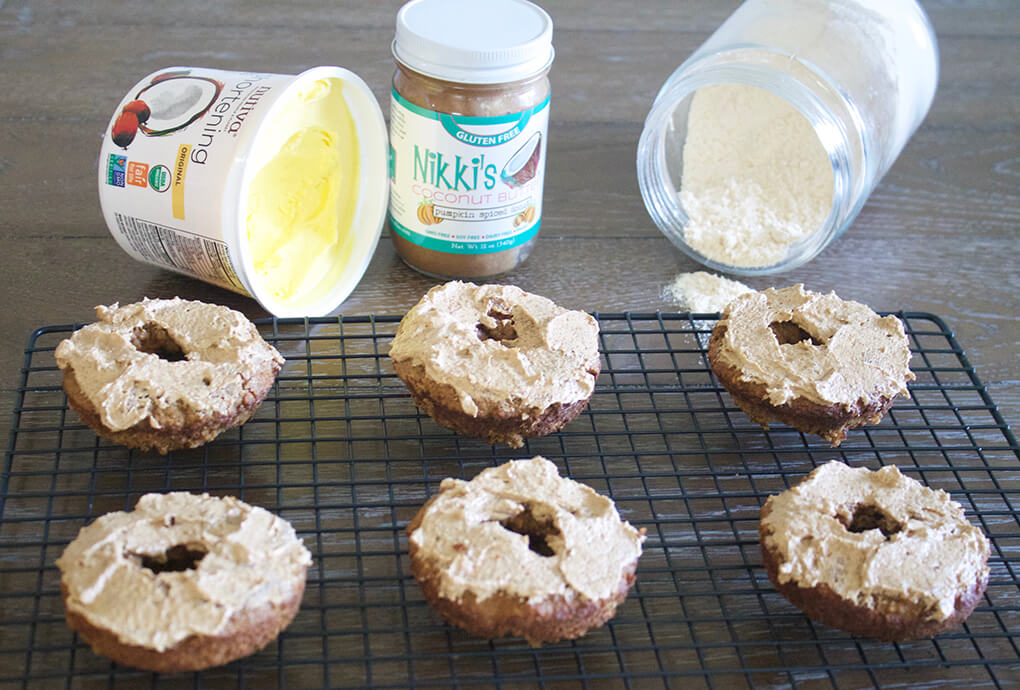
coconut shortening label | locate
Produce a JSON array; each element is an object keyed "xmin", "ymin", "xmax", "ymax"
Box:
[
  {"xmin": 388, "ymin": 89, "xmax": 549, "ymax": 254},
  {"xmin": 98, "ymin": 67, "xmax": 294, "ymax": 294}
]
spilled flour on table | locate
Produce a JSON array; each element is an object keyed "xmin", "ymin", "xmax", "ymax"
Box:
[{"xmin": 663, "ymin": 271, "xmax": 753, "ymax": 314}]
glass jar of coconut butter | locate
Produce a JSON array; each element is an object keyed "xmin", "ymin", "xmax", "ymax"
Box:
[
  {"xmin": 637, "ymin": 0, "xmax": 939, "ymax": 274},
  {"xmin": 389, "ymin": 0, "xmax": 554, "ymax": 279}
]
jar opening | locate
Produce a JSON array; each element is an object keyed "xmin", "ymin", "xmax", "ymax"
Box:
[
  {"xmin": 236, "ymin": 67, "xmax": 388, "ymax": 317},
  {"xmin": 638, "ymin": 64, "xmax": 857, "ymax": 276}
]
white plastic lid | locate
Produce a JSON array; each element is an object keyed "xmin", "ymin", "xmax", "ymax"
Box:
[{"xmin": 393, "ymin": 0, "xmax": 554, "ymax": 84}]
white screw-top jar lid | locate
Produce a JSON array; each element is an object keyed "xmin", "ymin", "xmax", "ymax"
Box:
[{"xmin": 393, "ymin": 0, "xmax": 554, "ymax": 84}]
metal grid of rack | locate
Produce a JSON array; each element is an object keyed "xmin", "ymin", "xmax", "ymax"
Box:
[{"xmin": 2, "ymin": 313, "xmax": 1017, "ymax": 688}]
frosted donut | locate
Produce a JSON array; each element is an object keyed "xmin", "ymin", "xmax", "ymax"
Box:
[
  {"xmin": 55, "ymin": 298, "xmax": 284, "ymax": 453},
  {"xmin": 389, "ymin": 281, "xmax": 600, "ymax": 448},
  {"xmin": 406, "ymin": 457, "xmax": 645, "ymax": 645},
  {"xmin": 760, "ymin": 462, "xmax": 990, "ymax": 641},
  {"xmin": 56, "ymin": 492, "xmax": 312, "ymax": 672},
  {"xmin": 708, "ymin": 284, "xmax": 914, "ymax": 445}
]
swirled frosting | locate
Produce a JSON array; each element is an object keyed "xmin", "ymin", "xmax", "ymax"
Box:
[
  {"xmin": 54, "ymin": 298, "xmax": 284, "ymax": 431},
  {"xmin": 56, "ymin": 492, "xmax": 312, "ymax": 651},
  {"xmin": 761, "ymin": 462, "xmax": 990, "ymax": 621},
  {"xmin": 388, "ymin": 282, "xmax": 600, "ymax": 417},
  {"xmin": 408, "ymin": 456, "xmax": 645, "ymax": 603},
  {"xmin": 716, "ymin": 285, "xmax": 913, "ymax": 408}
]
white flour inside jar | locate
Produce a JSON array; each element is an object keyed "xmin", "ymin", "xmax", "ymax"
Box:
[{"xmin": 679, "ymin": 83, "xmax": 833, "ymax": 268}]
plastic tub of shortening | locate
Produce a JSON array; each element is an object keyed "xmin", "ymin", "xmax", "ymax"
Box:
[
  {"xmin": 637, "ymin": 0, "xmax": 939, "ymax": 275},
  {"xmin": 98, "ymin": 66, "xmax": 388, "ymax": 316}
]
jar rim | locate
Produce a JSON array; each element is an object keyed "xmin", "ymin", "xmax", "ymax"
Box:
[
  {"xmin": 637, "ymin": 61, "xmax": 857, "ymax": 276},
  {"xmin": 393, "ymin": 0, "xmax": 554, "ymax": 84},
  {"xmin": 234, "ymin": 67, "xmax": 389, "ymax": 316}
]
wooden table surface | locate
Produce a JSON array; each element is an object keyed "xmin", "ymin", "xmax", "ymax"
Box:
[{"xmin": 1, "ymin": 0, "xmax": 1017, "ymax": 685}]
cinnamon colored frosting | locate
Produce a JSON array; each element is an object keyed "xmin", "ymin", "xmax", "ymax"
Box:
[
  {"xmin": 56, "ymin": 492, "xmax": 312, "ymax": 651},
  {"xmin": 716, "ymin": 285, "xmax": 913, "ymax": 408},
  {"xmin": 408, "ymin": 457, "xmax": 645, "ymax": 603},
  {"xmin": 761, "ymin": 462, "xmax": 990, "ymax": 621},
  {"xmin": 54, "ymin": 299, "xmax": 284, "ymax": 431},
  {"xmin": 388, "ymin": 282, "xmax": 600, "ymax": 417}
]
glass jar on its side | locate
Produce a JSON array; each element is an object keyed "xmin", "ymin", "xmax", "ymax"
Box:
[
  {"xmin": 637, "ymin": 0, "xmax": 939, "ymax": 275},
  {"xmin": 389, "ymin": 0, "xmax": 554, "ymax": 279}
]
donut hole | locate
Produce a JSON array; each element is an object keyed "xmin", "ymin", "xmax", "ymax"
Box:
[
  {"xmin": 138, "ymin": 544, "xmax": 207, "ymax": 573},
  {"xmin": 769, "ymin": 320, "xmax": 822, "ymax": 347},
  {"xmin": 132, "ymin": 322, "xmax": 187, "ymax": 362},
  {"xmin": 500, "ymin": 505, "xmax": 560, "ymax": 557},
  {"xmin": 477, "ymin": 307, "xmax": 518, "ymax": 344},
  {"xmin": 839, "ymin": 503, "xmax": 903, "ymax": 539}
]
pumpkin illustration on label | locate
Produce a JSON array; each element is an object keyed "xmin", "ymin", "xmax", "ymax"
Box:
[{"xmin": 417, "ymin": 201, "xmax": 443, "ymax": 226}]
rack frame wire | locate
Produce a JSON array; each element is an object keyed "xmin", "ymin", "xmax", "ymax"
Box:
[{"xmin": 1, "ymin": 312, "xmax": 1018, "ymax": 688}]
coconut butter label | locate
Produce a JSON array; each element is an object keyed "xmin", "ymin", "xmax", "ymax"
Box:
[
  {"xmin": 98, "ymin": 67, "xmax": 296, "ymax": 294},
  {"xmin": 388, "ymin": 88, "xmax": 549, "ymax": 254}
]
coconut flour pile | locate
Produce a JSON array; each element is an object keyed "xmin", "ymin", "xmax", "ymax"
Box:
[
  {"xmin": 663, "ymin": 271, "xmax": 752, "ymax": 314},
  {"xmin": 679, "ymin": 84, "xmax": 833, "ymax": 268}
]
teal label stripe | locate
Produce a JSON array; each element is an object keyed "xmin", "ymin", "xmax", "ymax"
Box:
[
  {"xmin": 390, "ymin": 216, "xmax": 539, "ymax": 254},
  {"xmin": 391, "ymin": 87, "xmax": 550, "ymax": 125}
]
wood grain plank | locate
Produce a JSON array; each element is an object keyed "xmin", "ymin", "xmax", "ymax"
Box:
[
  {"xmin": 0, "ymin": 26, "xmax": 1016, "ymax": 128},
  {"xmin": 1, "ymin": 0, "xmax": 1016, "ymax": 36}
]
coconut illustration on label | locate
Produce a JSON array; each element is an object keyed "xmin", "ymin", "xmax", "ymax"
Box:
[
  {"xmin": 123, "ymin": 100, "xmax": 151, "ymax": 123},
  {"xmin": 136, "ymin": 75, "xmax": 222, "ymax": 135},
  {"xmin": 111, "ymin": 111, "xmax": 140, "ymax": 148},
  {"xmin": 109, "ymin": 71, "xmax": 222, "ymax": 148},
  {"xmin": 500, "ymin": 131, "xmax": 542, "ymax": 188}
]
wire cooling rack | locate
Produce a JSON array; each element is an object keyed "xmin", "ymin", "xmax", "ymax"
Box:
[{"xmin": 1, "ymin": 313, "xmax": 1018, "ymax": 689}]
